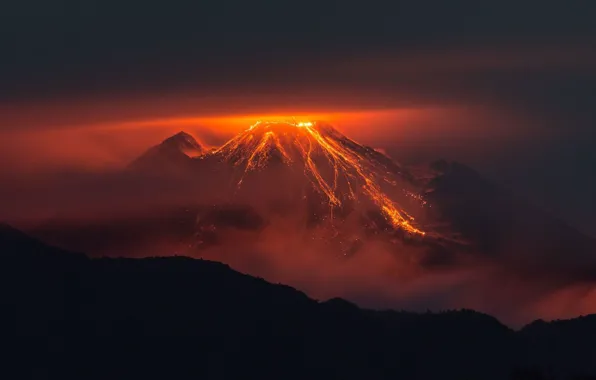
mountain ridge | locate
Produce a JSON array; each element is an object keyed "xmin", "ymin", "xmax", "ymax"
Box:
[
  {"xmin": 3, "ymin": 222, "xmax": 595, "ymax": 330},
  {"xmin": 2, "ymin": 224, "xmax": 596, "ymax": 379}
]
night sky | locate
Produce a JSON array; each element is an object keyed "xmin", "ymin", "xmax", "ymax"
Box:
[{"xmin": 2, "ymin": 0, "xmax": 596, "ymax": 235}]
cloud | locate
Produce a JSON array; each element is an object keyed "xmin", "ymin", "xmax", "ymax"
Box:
[
  {"xmin": 190, "ymin": 221, "xmax": 596, "ymax": 327},
  {"xmin": 4, "ymin": 145, "xmax": 595, "ymax": 328}
]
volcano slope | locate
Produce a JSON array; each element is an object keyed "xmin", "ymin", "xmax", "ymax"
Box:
[
  {"xmin": 209, "ymin": 121, "xmax": 427, "ymax": 234},
  {"xmin": 186, "ymin": 120, "xmax": 459, "ymax": 258}
]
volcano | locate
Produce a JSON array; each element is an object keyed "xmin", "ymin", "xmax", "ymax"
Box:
[
  {"xmin": 27, "ymin": 120, "xmax": 596, "ymax": 274},
  {"xmin": 206, "ymin": 120, "xmax": 428, "ymax": 236},
  {"xmin": 101, "ymin": 119, "xmax": 449, "ymax": 259}
]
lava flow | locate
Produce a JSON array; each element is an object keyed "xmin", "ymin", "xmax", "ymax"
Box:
[{"xmin": 212, "ymin": 120, "xmax": 426, "ymax": 236}]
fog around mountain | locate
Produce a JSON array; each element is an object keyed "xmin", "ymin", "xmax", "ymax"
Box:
[{"xmin": 3, "ymin": 126, "xmax": 594, "ymax": 326}]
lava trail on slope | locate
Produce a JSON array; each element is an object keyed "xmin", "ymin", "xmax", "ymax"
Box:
[{"xmin": 208, "ymin": 120, "xmax": 429, "ymax": 237}]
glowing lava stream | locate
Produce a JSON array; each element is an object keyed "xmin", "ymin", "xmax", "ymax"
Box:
[{"xmin": 213, "ymin": 120, "xmax": 426, "ymax": 236}]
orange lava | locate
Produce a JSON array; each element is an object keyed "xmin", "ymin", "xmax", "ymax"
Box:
[{"xmin": 214, "ymin": 120, "xmax": 426, "ymax": 236}]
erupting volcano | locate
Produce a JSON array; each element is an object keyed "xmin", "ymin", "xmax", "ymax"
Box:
[
  {"xmin": 120, "ymin": 119, "xmax": 456, "ymax": 258},
  {"xmin": 208, "ymin": 120, "xmax": 428, "ymax": 237}
]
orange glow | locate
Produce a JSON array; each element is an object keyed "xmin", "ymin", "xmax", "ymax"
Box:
[
  {"xmin": 212, "ymin": 120, "xmax": 426, "ymax": 236},
  {"xmin": 115, "ymin": 110, "xmax": 402, "ymax": 133},
  {"xmin": 0, "ymin": 103, "xmax": 520, "ymax": 178},
  {"xmin": 0, "ymin": 107, "xmax": 446, "ymax": 175}
]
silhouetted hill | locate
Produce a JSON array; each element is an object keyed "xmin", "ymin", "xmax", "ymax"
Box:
[{"xmin": 1, "ymin": 224, "xmax": 595, "ymax": 380}]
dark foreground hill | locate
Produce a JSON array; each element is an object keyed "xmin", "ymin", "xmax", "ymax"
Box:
[{"xmin": 1, "ymin": 223, "xmax": 595, "ymax": 380}]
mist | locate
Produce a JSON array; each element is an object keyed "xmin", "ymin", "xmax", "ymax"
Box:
[{"xmin": 4, "ymin": 158, "xmax": 595, "ymax": 328}]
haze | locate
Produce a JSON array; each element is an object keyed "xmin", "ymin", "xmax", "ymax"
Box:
[{"xmin": 2, "ymin": 0, "xmax": 596, "ymax": 327}]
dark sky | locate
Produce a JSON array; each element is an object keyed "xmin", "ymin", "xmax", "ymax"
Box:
[
  {"xmin": 1, "ymin": 0, "xmax": 596, "ymax": 235},
  {"xmin": 2, "ymin": 1, "xmax": 595, "ymax": 102}
]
